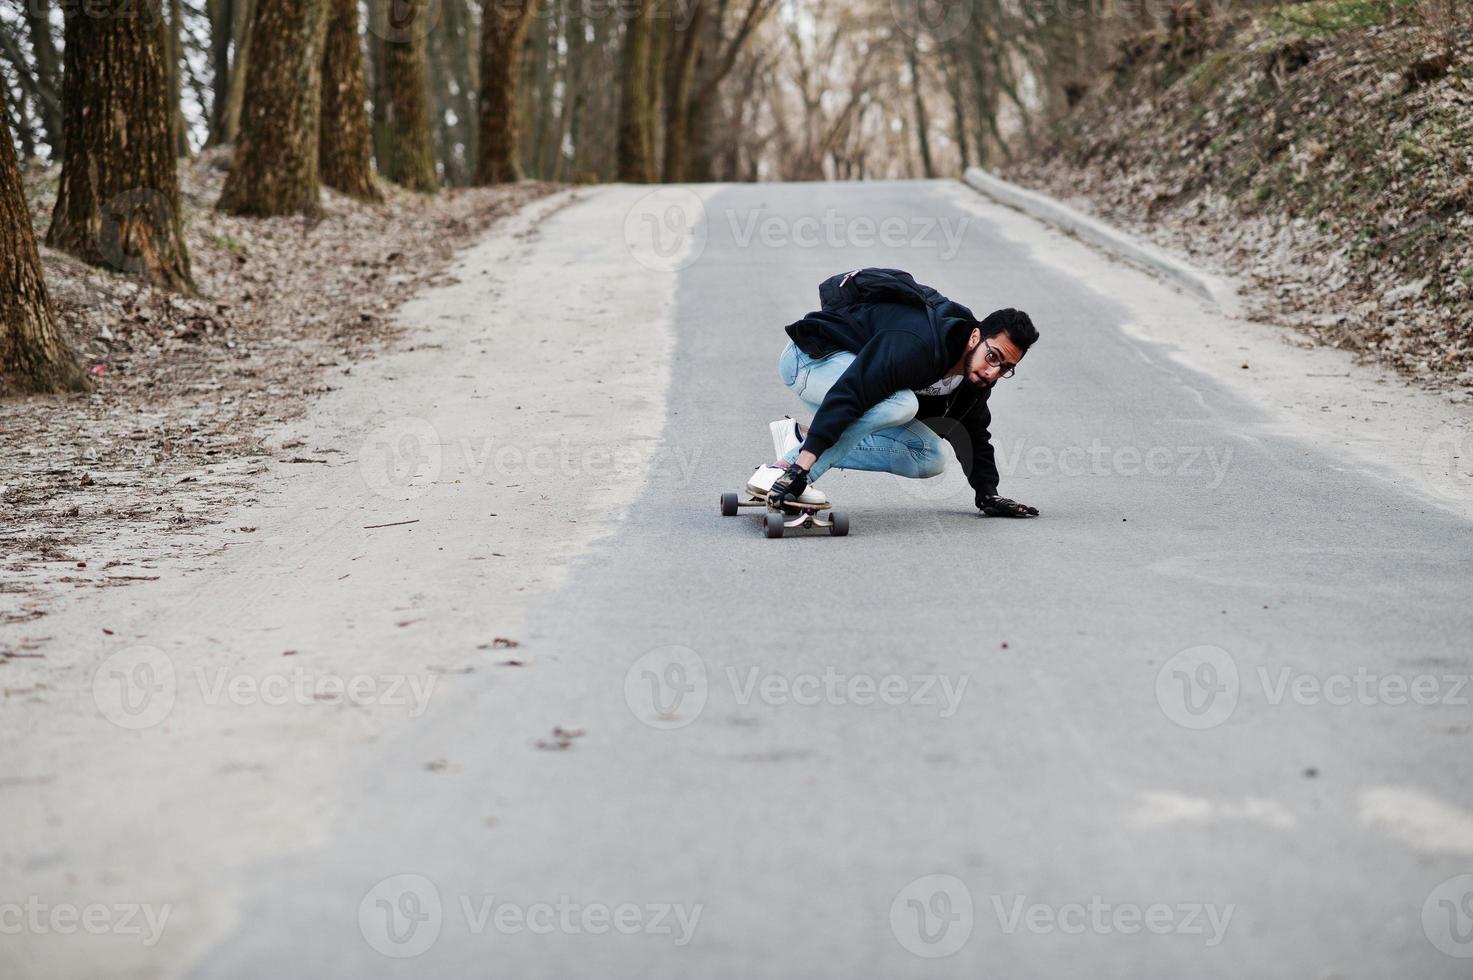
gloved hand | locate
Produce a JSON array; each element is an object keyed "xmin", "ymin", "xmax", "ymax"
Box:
[
  {"xmin": 978, "ymin": 494, "xmax": 1039, "ymax": 518},
  {"xmin": 767, "ymin": 462, "xmax": 811, "ymax": 508}
]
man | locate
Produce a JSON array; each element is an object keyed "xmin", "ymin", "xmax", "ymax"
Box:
[{"xmin": 747, "ymin": 268, "xmax": 1040, "ymax": 518}]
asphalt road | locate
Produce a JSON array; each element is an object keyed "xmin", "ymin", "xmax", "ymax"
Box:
[{"xmin": 190, "ymin": 180, "xmax": 1473, "ymax": 978}]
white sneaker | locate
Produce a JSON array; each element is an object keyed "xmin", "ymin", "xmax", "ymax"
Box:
[
  {"xmin": 768, "ymin": 417, "xmax": 804, "ymax": 459},
  {"xmin": 746, "ymin": 463, "xmax": 829, "ymax": 507}
]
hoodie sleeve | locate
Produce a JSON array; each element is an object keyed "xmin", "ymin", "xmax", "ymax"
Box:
[
  {"xmin": 801, "ymin": 329, "xmax": 938, "ymax": 461},
  {"xmin": 956, "ymin": 392, "xmax": 1000, "ymax": 502},
  {"xmin": 921, "ymin": 389, "xmax": 1001, "ymax": 502}
]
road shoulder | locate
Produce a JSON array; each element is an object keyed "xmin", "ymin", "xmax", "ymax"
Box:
[{"xmin": 0, "ymin": 185, "xmax": 690, "ymax": 980}]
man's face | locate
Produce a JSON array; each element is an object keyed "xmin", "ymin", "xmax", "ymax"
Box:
[{"xmin": 966, "ymin": 330, "xmax": 1025, "ymax": 388}]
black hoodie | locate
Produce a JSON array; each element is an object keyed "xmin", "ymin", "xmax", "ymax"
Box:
[{"xmin": 783, "ymin": 269, "xmax": 1001, "ymax": 502}]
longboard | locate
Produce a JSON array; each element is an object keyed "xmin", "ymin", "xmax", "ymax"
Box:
[{"xmin": 719, "ymin": 491, "xmax": 850, "ymax": 538}]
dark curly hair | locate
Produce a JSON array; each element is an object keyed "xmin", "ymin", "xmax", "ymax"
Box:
[{"xmin": 980, "ymin": 308, "xmax": 1038, "ymax": 353}]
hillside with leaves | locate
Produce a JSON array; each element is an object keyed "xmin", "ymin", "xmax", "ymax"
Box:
[{"xmin": 1005, "ymin": 0, "xmax": 1473, "ymax": 388}]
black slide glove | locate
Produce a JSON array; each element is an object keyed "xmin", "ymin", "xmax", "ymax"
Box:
[
  {"xmin": 978, "ymin": 494, "xmax": 1039, "ymax": 518},
  {"xmin": 767, "ymin": 462, "xmax": 811, "ymax": 508}
]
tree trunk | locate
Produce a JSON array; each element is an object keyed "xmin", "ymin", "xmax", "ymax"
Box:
[
  {"xmin": 425, "ymin": 0, "xmax": 466, "ymax": 185},
  {"xmin": 206, "ymin": 0, "xmax": 232, "ymax": 137},
  {"xmin": 47, "ymin": 0, "xmax": 194, "ymax": 292},
  {"xmin": 550, "ymin": 5, "xmax": 586, "ymax": 181},
  {"xmin": 616, "ymin": 0, "xmax": 657, "ymax": 182},
  {"xmin": 662, "ymin": 1, "xmax": 705, "ymax": 182},
  {"xmin": 22, "ymin": 0, "xmax": 64, "ymax": 156},
  {"xmin": 168, "ymin": 0, "xmax": 189, "ymax": 157},
  {"xmin": 218, "ymin": 0, "xmax": 329, "ymax": 216},
  {"xmin": 0, "ymin": 24, "xmax": 44, "ymax": 158},
  {"xmin": 943, "ymin": 41, "xmax": 970, "ymax": 172},
  {"xmin": 519, "ymin": 7, "xmax": 545, "ymax": 178},
  {"xmin": 208, "ymin": 0, "xmax": 255, "ymax": 147},
  {"xmin": 374, "ymin": 0, "xmax": 439, "ymax": 192},
  {"xmin": 475, "ymin": 0, "xmax": 540, "ymax": 184},
  {"xmin": 685, "ymin": 0, "xmax": 777, "ymax": 181},
  {"xmin": 644, "ymin": 2, "xmax": 668, "ymax": 180},
  {"xmin": 445, "ymin": 0, "xmax": 480, "ymax": 180},
  {"xmin": 0, "ymin": 84, "xmax": 87, "ymax": 396},
  {"xmin": 319, "ymin": 0, "xmax": 381, "ymax": 201},
  {"xmin": 908, "ymin": 37, "xmax": 934, "ymax": 179}
]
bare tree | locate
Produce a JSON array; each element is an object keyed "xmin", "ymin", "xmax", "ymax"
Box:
[
  {"xmin": 47, "ymin": 0, "xmax": 194, "ymax": 292},
  {"xmin": 908, "ymin": 34, "xmax": 934, "ymax": 178},
  {"xmin": 0, "ymin": 83, "xmax": 86, "ymax": 395},
  {"xmin": 476, "ymin": 0, "xmax": 540, "ymax": 184},
  {"xmin": 218, "ymin": 0, "xmax": 331, "ymax": 215},
  {"xmin": 20, "ymin": 0, "xmax": 63, "ymax": 155},
  {"xmin": 681, "ymin": 0, "xmax": 779, "ymax": 181},
  {"xmin": 662, "ymin": 0, "xmax": 707, "ymax": 181},
  {"xmin": 428, "ymin": 0, "xmax": 479, "ymax": 185},
  {"xmin": 207, "ymin": 0, "xmax": 255, "ymax": 147},
  {"xmin": 167, "ymin": 0, "xmax": 189, "ymax": 157},
  {"xmin": 616, "ymin": 0, "xmax": 657, "ymax": 182},
  {"xmin": 320, "ymin": 0, "xmax": 382, "ymax": 201},
  {"xmin": 374, "ymin": 0, "xmax": 439, "ymax": 191}
]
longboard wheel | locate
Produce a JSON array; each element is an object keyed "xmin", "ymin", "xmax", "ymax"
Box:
[
  {"xmin": 720, "ymin": 492, "xmax": 739, "ymax": 516},
  {"xmin": 764, "ymin": 513, "xmax": 785, "ymax": 538},
  {"xmin": 829, "ymin": 511, "xmax": 849, "ymax": 537}
]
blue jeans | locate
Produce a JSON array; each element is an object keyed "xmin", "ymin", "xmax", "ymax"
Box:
[{"xmin": 777, "ymin": 340, "xmax": 946, "ymax": 483}]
